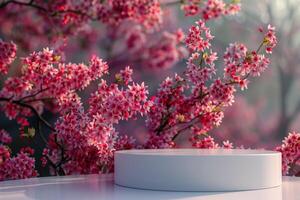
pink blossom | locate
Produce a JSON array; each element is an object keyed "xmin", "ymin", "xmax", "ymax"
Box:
[
  {"xmin": 115, "ymin": 66, "xmax": 133, "ymax": 85},
  {"xmin": 276, "ymin": 132, "xmax": 300, "ymax": 176},
  {"xmin": 210, "ymin": 79, "xmax": 235, "ymax": 106},
  {"xmin": 143, "ymin": 30, "xmax": 187, "ymax": 69},
  {"xmin": 186, "ymin": 51, "xmax": 217, "ymax": 86},
  {"xmin": 182, "ymin": 4, "xmax": 199, "ymax": 16},
  {"xmin": 0, "ymin": 40, "xmax": 16, "ymax": 74},
  {"xmin": 124, "ymin": 25, "xmax": 146, "ymax": 52},
  {"xmin": 0, "ymin": 48, "xmax": 108, "ymax": 124},
  {"xmin": 223, "ymin": 38, "xmax": 273, "ymax": 86},
  {"xmin": 191, "ymin": 136, "xmax": 219, "ymax": 148},
  {"xmin": 0, "ymin": 0, "xmax": 162, "ymax": 54},
  {"xmin": 264, "ymin": 25, "xmax": 277, "ymax": 54},
  {"xmin": 115, "ymin": 135, "xmax": 136, "ymax": 150},
  {"xmin": 100, "ymin": 0, "xmax": 162, "ymax": 28},
  {"xmin": 108, "ymin": 23, "xmax": 187, "ymax": 70},
  {"xmin": 202, "ymin": 0, "xmax": 226, "ymax": 20},
  {"xmin": 144, "ymin": 132, "xmax": 176, "ymax": 149},
  {"xmin": 191, "ymin": 135, "xmax": 234, "ymax": 149},
  {"xmin": 222, "ymin": 140, "xmax": 234, "ymax": 149},
  {"xmin": 0, "ymin": 150, "xmax": 37, "ymax": 181},
  {"xmin": 20, "ymin": 147, "xmax": 35, "ymax": 156},
  {"xmin": 181, "ymin": 0, "xmax": 241, "ymax": 20},
  {"xmin": 42, "ymin": 66, "xmax": 152, "ymax": 175},
  {"xmin": 0, "ymin": 145, "xmax": 10, "ymax": 164},
  {"xmin": 0, "ymin": 130, "xmax": 12, "ymax": 144},
  {"xmin": 185, "ymin": 20, "xmax": 213, "ymax": 52}
]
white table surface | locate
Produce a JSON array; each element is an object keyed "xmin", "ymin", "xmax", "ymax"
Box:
[{"xmin": 0, "ymin": 174, "xmax": 299, "ymax": 200}]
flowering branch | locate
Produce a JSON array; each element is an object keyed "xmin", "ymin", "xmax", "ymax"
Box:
[
  {"xmin": 0, "ymin": 96, "xmax": 69, "ymax": 175},
  {"xmin": 0, "ymin": 0, "xmax": 99, "ymax": 20},
  {"xmin": 145, "ymin": 20, "xmax": 277, "ymax": 148},
  {"xmin": 0, "ymin": 97, "xmax": 55, "ymax": 131},
  {"xmin": 0, "ymin": 0, "xmax": 46, "ymax": 11}
]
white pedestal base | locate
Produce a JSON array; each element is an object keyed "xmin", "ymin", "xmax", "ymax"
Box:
[{"xmin": 114, "ymin": 149, "xmax": 281, "ymax": 192}]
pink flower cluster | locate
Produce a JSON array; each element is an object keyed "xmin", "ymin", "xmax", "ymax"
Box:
[
  {"xmin": 0, "ymin": 151, "xmax": 37, "ymax": 181},
  {"xmin": 0, "ymin": 129, "xmax": 12, "ymax": 144},
  {"xmin": 210, "ymin": 79, "xmax": 235, "ymax": 106},
  {"xmin": 191, "ymin": 135, "xmax": 234, "ymax": 149},
  {"xmin": 276, "ymin": 132, "xmax": 300, "ymax": 176},
  {"xmin": 99, "ymin": 0, "xmax": 162, "ymax": 28},
  {"xmin": 0, "ymin": 0, "xmax": 163, "ymax": 54},
  {"xmin": 223, "ymin": 26, "xmax": 276, "ymax": 88},
  {"xmin": 185, "ymin": 20, "xmax": 213, "ymax": 52},
  {"xmin": 0, "ymin": 48, "xmax": 108, "ymax": 127},
  {"xmin": 2, "ymin": 0, "xmax": 162, "ymax": 36},
  {"xmin": 145, "ymin": 19, "xmax": 277, "ymax": 148},
  {"xmin": 0, "ymin": 39, "xmax": 153, "ymax": 177},
  {"xmin": 182, "ymin": 0, "xmax": 241, "ymax": 20},
  {"xmin": 43, "ymin": 66, "xmax": 151, "ymax": 175},
  {"xmin": 44, "ymin": 0, "xmax": 162, "ymax": 29},
  {"xmin": 115, "ymin": 66, "xmax": 133, "ymax": 85},
  {"xmin": 143, "ymin": 29, "xmax": 187, "ymax": 69},
  {"xmin": 0, "ymin": 40, "xmax": 16, "ymax": 74},
  {"xmin": 263, "ymin": 25, "xmax": 277, "ymax": 54},
  {"xmin": 0, "ymin": 130, "xmax": 37, "ymax": 181},
  {"xmin": 110, "ymin": 22, "xmax": 187, "ymax": 69}
]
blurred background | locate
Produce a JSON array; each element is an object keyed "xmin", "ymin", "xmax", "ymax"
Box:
[{"xmin": 1, "ymin": 0, "xmax": 300, "ymax": 175}]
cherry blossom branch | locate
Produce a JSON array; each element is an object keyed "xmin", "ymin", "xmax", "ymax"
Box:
[
  {"xmin": 0, "ymin": 96, "xmax": 68, "ymax": 175},
  {"xmin": 172, "ymin": 124, "xmax": 194, "ymax": 140},
  {"xmin": 159, "ymin": 30, "xmax": 267, "ymax": 135},
  {"xmin": 18, "ymin": 87, "xmax": 49, "ymax": 102},
  {"xmin": 154, "ymin": 81, "xmax": 186, "ymax": 134},
  {"xmin": 153, "ymin": 74, "xmax": 246, "ymax": 138},
  {"xmin": 0, "ymin": 97, "xmax": 55, "ymax": 131},
  {"xmin": 169, "ymin": 101, "xmax": 225, "ymax": 141},
  {"xmin": 0, "ymin": 0, "xmax": 98, "ymax": 20},
  {"xmin": 31, "ymin": 138, "xmax": 58, "ymax": 174},
  {"xmin": 33, "ymin": 120, "xmax": 64, "ymax": 175},
  {"xmin": 54, "ymin": 135, "xmax": 69, "ymax": 175},
  {"xmin": 23, "ymin": 97, "xmax": 54, "ymax": 103},
  {"xmin": 171, "ymin": 118, "xmax": 200, "ymax": 141},
  {"xmin": 36, "ymin": 120, "xmax": 48, "ymax": 145},
  {"xmin": 0, "ymin": 0, "xmax": 47, "ymax": 12},
  {"xmin": 153, "ymin": 33, "xmax": 271, "ymax": 141},
  {"xmin": 155, "ymin": 111, "xmax": 172, "ymax": 135}
]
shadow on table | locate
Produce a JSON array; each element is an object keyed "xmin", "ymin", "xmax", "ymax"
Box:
[{"xmin": 112, "ymin": 184, "xmax": 282, "ymax": 200}]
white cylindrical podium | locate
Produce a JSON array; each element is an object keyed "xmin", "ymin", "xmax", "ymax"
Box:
[{"xmin": 114, "ymin": 149, "xmax": 281, "ymax": 192}]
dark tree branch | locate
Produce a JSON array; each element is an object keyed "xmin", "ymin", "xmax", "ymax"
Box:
[
  {"xmin": 0, "ymin": 97, "xmax": 55, "ymax": 131},
  {"xmin": 172, "ymin": 121, "xmax": 197, "ymax": 141},
  {"xmin": 18, "ymin": 87, "xmax": 48, "ymax": 102},
  {"xmin": 0, "ymin": 0, "xmax": 98, "ymax": 20},
  {"xmin": 0, "ymin": 0, "xmax": 48, "ymax": 12}
]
